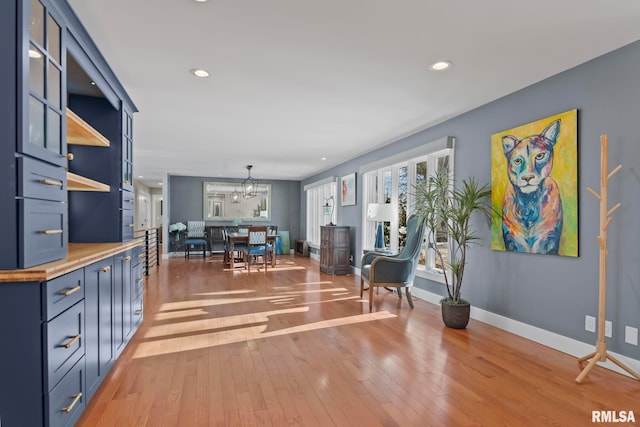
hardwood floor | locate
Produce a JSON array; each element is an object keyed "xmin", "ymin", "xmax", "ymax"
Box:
[{"xmin": 77, "ymin": 255, "xmax": 640, "ymax": 426}]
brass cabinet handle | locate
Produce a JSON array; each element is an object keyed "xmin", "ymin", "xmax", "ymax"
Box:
[
  {"xmin": 125, "ymin": 199, "xmax": 134, "ymax": 203},
  {"xmin": 59, "ymin": 285, "xmax": 81, "ymax": 296},
  {"xmin": 40, "ymin": 178, "xmax": 63, "ymax": 187},
  {"xmin": 62, "ymin": 392, "xmax": 82, "ymax": 413},
  {"xmin": 101, "ymin": 266, "xmax": 111, "ymax": 273},
  {"xmin": 124, "ymin": 179, "xmax": 130, "ymax": 184},
  {"xmin": 60, "ymin": 334, "xmax": 81, "ymax": 349},
  {"xmin": 40, "ymin": 229, "xmax": 63, "ymax": 235},
  {"xmin": 66, "ymin": 153, "xmax": 74, "ymax": 161},
  {"xmin": 123, "ymin": 256, "xmax": 132, "ymax": 261},
  {"xmin": 135, "ymin": 310, "xmax": 142, "ymax": 316}
]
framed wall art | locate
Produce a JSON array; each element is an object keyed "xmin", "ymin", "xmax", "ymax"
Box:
[
  {"xmin": 340, "ymin": 172, "xmax": 356, "ymax": 206},
  {"xmin": 491, "ymin": 109, "xmax": 578, "ymax": 257}
]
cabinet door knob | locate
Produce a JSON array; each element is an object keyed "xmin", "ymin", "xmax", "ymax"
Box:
[
  {"xmin": 59, "ymin": 285, "xmax": 81, "ymax": 296},
  {"xmin": 135, "ymin": 309, "xmax": 142, "ymax": 316},
  {"xmin": 59, "ymin": 334, "xmax": 81, "ymax": 349},
  {"xmin": 101, "ymin": 266, "xmax": 111, "ymax": 273},
  {"xmin": 62, "ymin": 393, "xmax": 83, "ymax": 413},
  {"xmin": 123, "ymin": 256, "xmax": 131, "ymax": 261},
  {"xmin": 40, "ymin": 229, "xmax": 63, "ymax": 235},
  {"xmin": 40, "ymin": 178, "xmax": 63, "ymax": 187},
  {"xmin": 66, "ymin": 153, "xmax": 74, "ymax": 161}
]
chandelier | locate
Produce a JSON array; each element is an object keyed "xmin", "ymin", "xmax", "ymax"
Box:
[{"xmin": 242, "ymin": 165, "xmax": 259, "ymax": 198}]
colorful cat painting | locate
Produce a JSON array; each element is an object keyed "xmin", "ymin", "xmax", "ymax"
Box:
[{"xmin": 500, "ymin": 119, "xmax": 563, "ymax": 254}]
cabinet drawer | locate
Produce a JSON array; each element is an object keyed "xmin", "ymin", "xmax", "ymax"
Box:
[
  {"xmin": 121, "ymin": 189, "xmax": 134, "ymax": 210},
  {"xmin": 46, "ymin": 356, "xmax": 85, "ymax": 427},
  {"xmin": 19, "ymin": 199, "xmax": 67, "ymax": 268},
  {"xmin": 122, "ymin": 211, "xmax": 134, "ymax": 240},
  {"xmin": 44, "ymin": 269, "xmax": 84, "ymax": 321},
  {"xmin": 18, "ymin": 156, "xmax": 67, "ymax": 201},
  {"xmin": 45, "ymin": 301, "xmax": 85, "ymax": 391},
  {"xmin": 133, "ymin": 294, "xmax": 143, "ymax": 328}
]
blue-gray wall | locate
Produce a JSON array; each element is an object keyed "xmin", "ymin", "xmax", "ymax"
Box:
[
  {"xmin": 302, "ymin": 40, "xmax": 640, "ymax": 360},
  {"xmin": 168, "ymin": 175, "xmax": 301, "ymax": 249}
]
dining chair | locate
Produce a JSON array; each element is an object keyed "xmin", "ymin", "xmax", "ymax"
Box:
[
  {"xmin": 185, "ymin": 220, "xmax": 208, "ymax": 258},
  {"xmin": 243, "ymin": 226, "xmax": 272, "ymax": 272},
  {"xmin": 222, "ymin": 227, "xmax": 243, "ymax": 267}
]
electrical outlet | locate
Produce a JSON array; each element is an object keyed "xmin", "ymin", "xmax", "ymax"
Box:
[
  {"xmin": 625, "ymin": 326, "xmax": 638, "ymax": 345},
  {"xmin": 585, "ymin": 315, "xmax": 596, "ymax": 333},
  {"xmin": 605, "ymin": 320, "xmax": 613, "ymax": 338}
]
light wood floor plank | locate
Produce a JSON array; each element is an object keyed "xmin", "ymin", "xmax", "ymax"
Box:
[{"xmin": 77, "ymin": 255, "xmax": 640, "ymax": 427}]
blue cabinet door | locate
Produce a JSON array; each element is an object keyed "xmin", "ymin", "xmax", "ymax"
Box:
[
  {"xmin": 19, "ymin": 0, "xmax": 68, "ymax": 167},
  {"xmin": 84, "ymin": 257, "xmax": 115, "ymax": 401},
  {"xmin": 113, "ymin": 250, "xmax": 133, "ymax": 357}
]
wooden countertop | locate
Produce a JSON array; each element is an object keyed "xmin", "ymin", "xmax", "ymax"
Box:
[{"xmin": 0, "ymin": 241, "xmax": 142, "ymax": 283}]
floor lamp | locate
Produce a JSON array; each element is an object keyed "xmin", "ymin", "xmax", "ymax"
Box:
[{"xmin": 367, "ymin": 203, "xmax": 394, "ymax": 250}]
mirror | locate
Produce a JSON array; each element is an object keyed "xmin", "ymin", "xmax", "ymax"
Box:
[{"xmin": 203, "ymin": 182, "xmax": 271, "ymax": 221}]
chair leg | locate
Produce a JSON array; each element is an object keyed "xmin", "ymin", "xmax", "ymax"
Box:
[
  {"xmin": 396, "ymin": 287, "xmax": 402, "ymax": 299},
  {"xmin": 360, "ymin": 278, "xmax": 364, "ymax": 298},
  {"xmin": 406, "ymin": 287, "xmax": 414, "ymax": 309},
  {"xmin": 369, "ymin": 285, "xmax": 374, "ymax": 311}
]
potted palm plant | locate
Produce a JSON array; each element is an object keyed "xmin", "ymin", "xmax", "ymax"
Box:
[{"xmin": 414, "ymin": 170, "xmax": 492, "ymax": 328}]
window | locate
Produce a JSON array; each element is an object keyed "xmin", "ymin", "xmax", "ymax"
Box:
[
  {"xmin": 360, "ymin": 137, "xmax": 454, "ymax": 283},
  {"xmin": 305, "ymin": 178, "xmax": 337, "ymax": 247}
]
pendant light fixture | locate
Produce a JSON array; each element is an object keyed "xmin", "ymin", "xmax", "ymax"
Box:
[{"xmin": 242, "ymin": 165, "xmax": 259, "ymax": 198}]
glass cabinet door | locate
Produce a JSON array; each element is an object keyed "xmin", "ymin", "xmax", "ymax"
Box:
[
  {"xmin": 22, "ymin": 0, "xmax": 66, "ymax": 166},
  {"xmin": 122, "ymin": 109, "xmax": 134, "ymax": 191}
]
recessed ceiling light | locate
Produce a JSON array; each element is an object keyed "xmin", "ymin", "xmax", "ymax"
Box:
[
  {"xmin": 90, "ymin": 81, "xmax": 96, "ymax": 86},
  {"xmin": 191, "ymin": 68, "xmax": 210, "ymax": 78},
  {"xmin": 193, "ymin": 0, "xmax": 208, "ymax": 2},
  {"xmin": 430, "ymin": 60, "xmax": 452, "ymax": 71},
  {"xmin": 138, "ymin": 175, "xmax": 144, "ymax": 178},
  {"xmin": 158, "ymin": 182, "xmax": 163, "ymax": 186},
  {"xmin": 321, "ymin": 157, "xmax": 327, "ymax": 161}
]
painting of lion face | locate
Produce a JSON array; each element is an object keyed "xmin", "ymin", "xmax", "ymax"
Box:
[{"xmin": 491, "ymin": 109, "xmax": 578, "ymax": 257}]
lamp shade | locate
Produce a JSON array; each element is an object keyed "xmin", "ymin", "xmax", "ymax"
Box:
[
  {"xmin": 367, "ymin": 203, "xmax": 393, "ymax": 250},
  {"xmin": 366, "ymin": 203, "xmax": 394, "ymax": 222}
]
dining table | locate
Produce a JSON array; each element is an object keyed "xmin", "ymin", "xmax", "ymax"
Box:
[{"xmin": 226, "ymin": 232, "xmax": 278, "ymax": 269}]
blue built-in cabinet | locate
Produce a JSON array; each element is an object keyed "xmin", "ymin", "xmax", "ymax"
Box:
[
  {"xmin": 0, "ymin": 0, "xmax": 138, "ymax": 270},
  {"xmin": 0, "ymin": 1, "xmax": 141, "ymax": 426}
]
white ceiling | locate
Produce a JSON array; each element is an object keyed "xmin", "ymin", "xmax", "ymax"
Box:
[{"xmin": 67, "ymin": 0, "xmax": 640, "ymax": 188}]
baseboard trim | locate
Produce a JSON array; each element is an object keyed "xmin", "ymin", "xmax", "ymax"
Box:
[{"xmin": 410, "ymin": 287, "xmax": 640, "ymax": 379}]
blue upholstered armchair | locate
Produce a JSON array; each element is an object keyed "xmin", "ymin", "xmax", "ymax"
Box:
[{"xmin": 360, "ymin": 214, "xmax": 426, "ymax": 310}]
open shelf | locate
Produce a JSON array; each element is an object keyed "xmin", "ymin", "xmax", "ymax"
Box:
[
  {"xmin": 66, "ymin": 108, "xmax": 111, "ymax": 147},
  {"xmin": 67, "ymin": 171, "xmax": 110, "ymax": 192}
]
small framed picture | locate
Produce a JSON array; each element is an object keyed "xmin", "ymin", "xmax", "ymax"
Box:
[{"xmin": 340, "ymin": 172, "xmax": 356, "ymax": 206}]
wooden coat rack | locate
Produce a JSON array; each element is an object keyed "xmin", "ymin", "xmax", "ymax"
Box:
[{"xmin": 576, "ymin": 135, "xmax": 640, "ymax": 383}]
